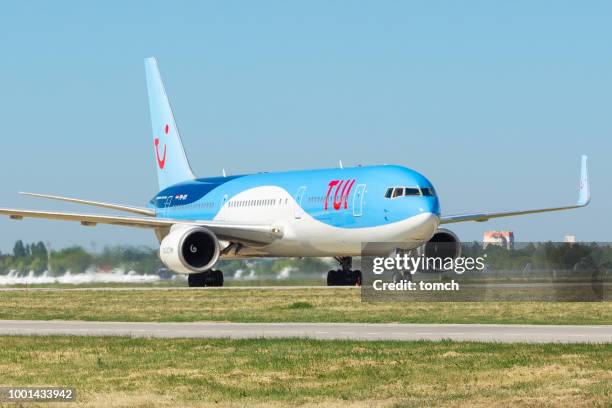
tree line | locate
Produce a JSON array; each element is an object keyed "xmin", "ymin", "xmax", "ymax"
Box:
[
  {"xmin": 0, "ymin": 240, "xmax": 332, "ymax": 275},
  {"xmin": 462, "ymin": 241, "xmax": 612, "ymax": 271},
  {"xmin": 0, "ymin": 240, "xmax": 163, "ymax": 275},
  {"xmin": 1, "ymin": 240, "xmax": 611, "ymax": 276}
]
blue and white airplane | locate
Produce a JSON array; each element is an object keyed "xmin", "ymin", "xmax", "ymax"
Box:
[{"xmin": 0, "ymin": 58, "xmax": 591, "ymax": 286}]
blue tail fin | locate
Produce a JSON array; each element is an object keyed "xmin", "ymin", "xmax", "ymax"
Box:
[{"xmin": 145, "ymin": 57, "xmax": 195, "ymax": 190}]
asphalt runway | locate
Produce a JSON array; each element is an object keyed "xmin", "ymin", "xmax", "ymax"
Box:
[
  {"xmin": 0, "ymin": 320, "xmax": 610, "ymax": 343},
  {"xmin": 0, "ymin": 285, "xmax": 340, "ymax": 291}
]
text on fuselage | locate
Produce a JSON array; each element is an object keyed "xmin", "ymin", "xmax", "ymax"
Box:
[{"xmin": 324, "ymin": 179, "xmax": 356, "ymax": 211}]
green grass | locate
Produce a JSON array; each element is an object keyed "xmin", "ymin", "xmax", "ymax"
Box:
[
  {"xmin": 288, "ymin": 301, "xmax": 314, "ymax": 309},
  {"xmin": 0, "ymin": 288, "xmax": 610, "ymax": 324},
  {"xmin": 0, "ymin": 336, "xmax": 609, "ymax": 407}
]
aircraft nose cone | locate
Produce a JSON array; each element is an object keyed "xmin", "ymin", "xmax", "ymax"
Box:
[
  {"xmin": 411, "ymin": 211, "xmax": 440, "ymax": 241},
  {"xmin": 420, "ymin": 197, "xmax": 440, "ymax": 216}
]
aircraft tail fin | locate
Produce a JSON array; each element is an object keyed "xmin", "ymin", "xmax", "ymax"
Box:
[
  {"xmin": 144, "ymin": 57, "xmax": 195, "ymax": 190},
  {"xmin": 577, "ymin": 155, "xmax": 590, "ymax": 206}
]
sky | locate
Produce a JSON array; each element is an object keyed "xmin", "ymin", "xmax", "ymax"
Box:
[{"xmin": 0, "ymin": 1, "xmax": 610, "ymax": 252}]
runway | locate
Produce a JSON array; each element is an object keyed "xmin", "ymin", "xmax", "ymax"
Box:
[
  {"xmin": 0, "ymin": 285, "xmax": 338, "ymax": 291},
  {"xmin": 0, "ymin": 320, "xmax": 610, "ymax": 343}
]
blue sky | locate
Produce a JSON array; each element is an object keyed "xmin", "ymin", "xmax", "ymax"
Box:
[{"xmin": 0, "ymin": 1, "xmax": 610, "ymax": 252}]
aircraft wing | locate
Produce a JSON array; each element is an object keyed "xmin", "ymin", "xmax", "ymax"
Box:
[
  {"xmin": 0, "ymin": 208, "xmax": 282, "ymax": 245},
  {"xmin": 19, "ymin": 192, "xmax": 156, "ymax": 216},
  {"xmin": 440, "ymin": 155, "xmax": 590, "ymax": 224}
]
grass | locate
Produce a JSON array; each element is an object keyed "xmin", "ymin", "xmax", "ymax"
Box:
[
  {"xmin": 0, "ymin": 336, "xmax": 609, "ymax": 407},
  {"xmin": 288, "ymin": 301, "xmax": 315, "ymax": 309},
  {"xmin": 2, "ymin": 278, "xmax": 325, "ymax": 289},
  {"xmin": 0, "ymin": 288, "xmax": 610, "ymax": 324}
]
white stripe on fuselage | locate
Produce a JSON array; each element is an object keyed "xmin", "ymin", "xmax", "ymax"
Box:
[{"xmin": 213, "ymin": 186, "xmax": 439, "ymax": 257}]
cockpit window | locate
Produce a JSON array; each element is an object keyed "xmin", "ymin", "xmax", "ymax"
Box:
[
  {"xmin": 385, "ymin": 187, "xmax": 425, "ymax": 199},
  {"xmin": 420, "ymin": 187, "xmax": 436, "ymax": 197}
]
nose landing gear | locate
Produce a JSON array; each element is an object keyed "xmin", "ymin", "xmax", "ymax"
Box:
[{"xmin": 327, "ymin": 257, "xmax": 362, "ymax": 286}]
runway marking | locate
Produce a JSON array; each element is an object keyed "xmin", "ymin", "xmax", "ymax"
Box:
[{"xmin": 0, "ymin": 320, "xmax": 610, "ymax": 343}]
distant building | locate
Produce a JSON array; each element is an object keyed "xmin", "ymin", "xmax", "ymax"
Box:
[
  {"xmin": 564, "ymin": 235, "xmax": 576, "ymax": 244},
  {"xmin": 483, "ymin": 231, "xmax": 514, "ymax": 250}
]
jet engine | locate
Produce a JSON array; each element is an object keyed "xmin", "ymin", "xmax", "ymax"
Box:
[
  {"xmin": 422, "ymin": 228, "xmax": 461, "ymax": 260},
  {"xmin": 159, "ymin": 225, "xmax": 220, "ymax": 274}
]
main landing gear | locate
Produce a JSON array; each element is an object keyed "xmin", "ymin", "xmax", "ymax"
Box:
[
  {"xmin": 188, "ymin": 270, "xmax": 224, "ymax": 287},
  {"xmin": 327, "ymin": 257, "xmax": 362, "ymax": 286}
]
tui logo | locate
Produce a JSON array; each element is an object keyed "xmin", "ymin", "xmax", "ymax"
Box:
[
  {"xmin": 154, "ymin": 124, "xmax": 169, "ymax": 169},
  {"xmin": 324, "ymin": 179, "xmax": 356, "ymax": 211}
]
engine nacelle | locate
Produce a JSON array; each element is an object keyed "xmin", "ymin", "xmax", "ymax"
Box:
[
  {"xmin": 422, "ymin": 228, "xmax": 461, "ymax": 260},
  {"xmin": 159, "ymin": 225, "xmax": 220, "ymax": 274}
]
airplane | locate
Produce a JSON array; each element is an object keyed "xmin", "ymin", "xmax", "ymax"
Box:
[{"xmin": 0, "ymin": 58, "xmax": 591, "ymax": 287}]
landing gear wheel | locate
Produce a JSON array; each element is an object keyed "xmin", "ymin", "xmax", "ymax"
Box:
[
  {"xmin": 188, "ymin": 270, "xmax": 224, "ymax": 287},
  {"xmin": 353, "ymin": 270, "xmax": 362, "ymax": 286},
  {"xmin": 327, "ymin": 269, "xmax": 339, "ymax": 286},
  {"xmin": 392, "ymin": 271, "xmax": 412, "ymax": 283},
  {"xmin": 211, "ymin": 270, "xmax": 224, "ymax": 287},
  {"xmin": 188, "ymin": 272, "xmax": 207, "ymax": 287},
  {"xmin": 326, "ymin": 258, "xmax": 362, "ymax": 286}
]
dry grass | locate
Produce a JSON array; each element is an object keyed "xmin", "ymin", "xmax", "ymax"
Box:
[
  {"xmin": 0, "ymin": 288, "xmax": 610, "ymax": 324},
  {"xmin": 0, "ymin": 336, "xmax": 609, "ymax": 407}
]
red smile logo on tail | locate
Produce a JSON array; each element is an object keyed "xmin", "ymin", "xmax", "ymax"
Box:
[{"xmin": 154, "ymin": 124, "xmax": 169, "ymax": 169}]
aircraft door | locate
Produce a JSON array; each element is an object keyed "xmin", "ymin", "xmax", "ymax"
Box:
[
  {"xmin": 294, "ymin": 186, "xmax": 307, "ymax": 219},
  {"xmin": 218, "ymin": 194, "xmax": 229, "ymax": 220},
  {"xmin": 160, "ymin": 196, "xmax": 173, "ymax": 218},
  {"xmin": 352, "ymin": 184, "xmax": 366, "ymax": 216}
]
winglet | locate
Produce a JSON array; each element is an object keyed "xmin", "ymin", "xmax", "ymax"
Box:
[{"xmin": 577, "ymin": 155, "xmax": 590, "ymax": 206}]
